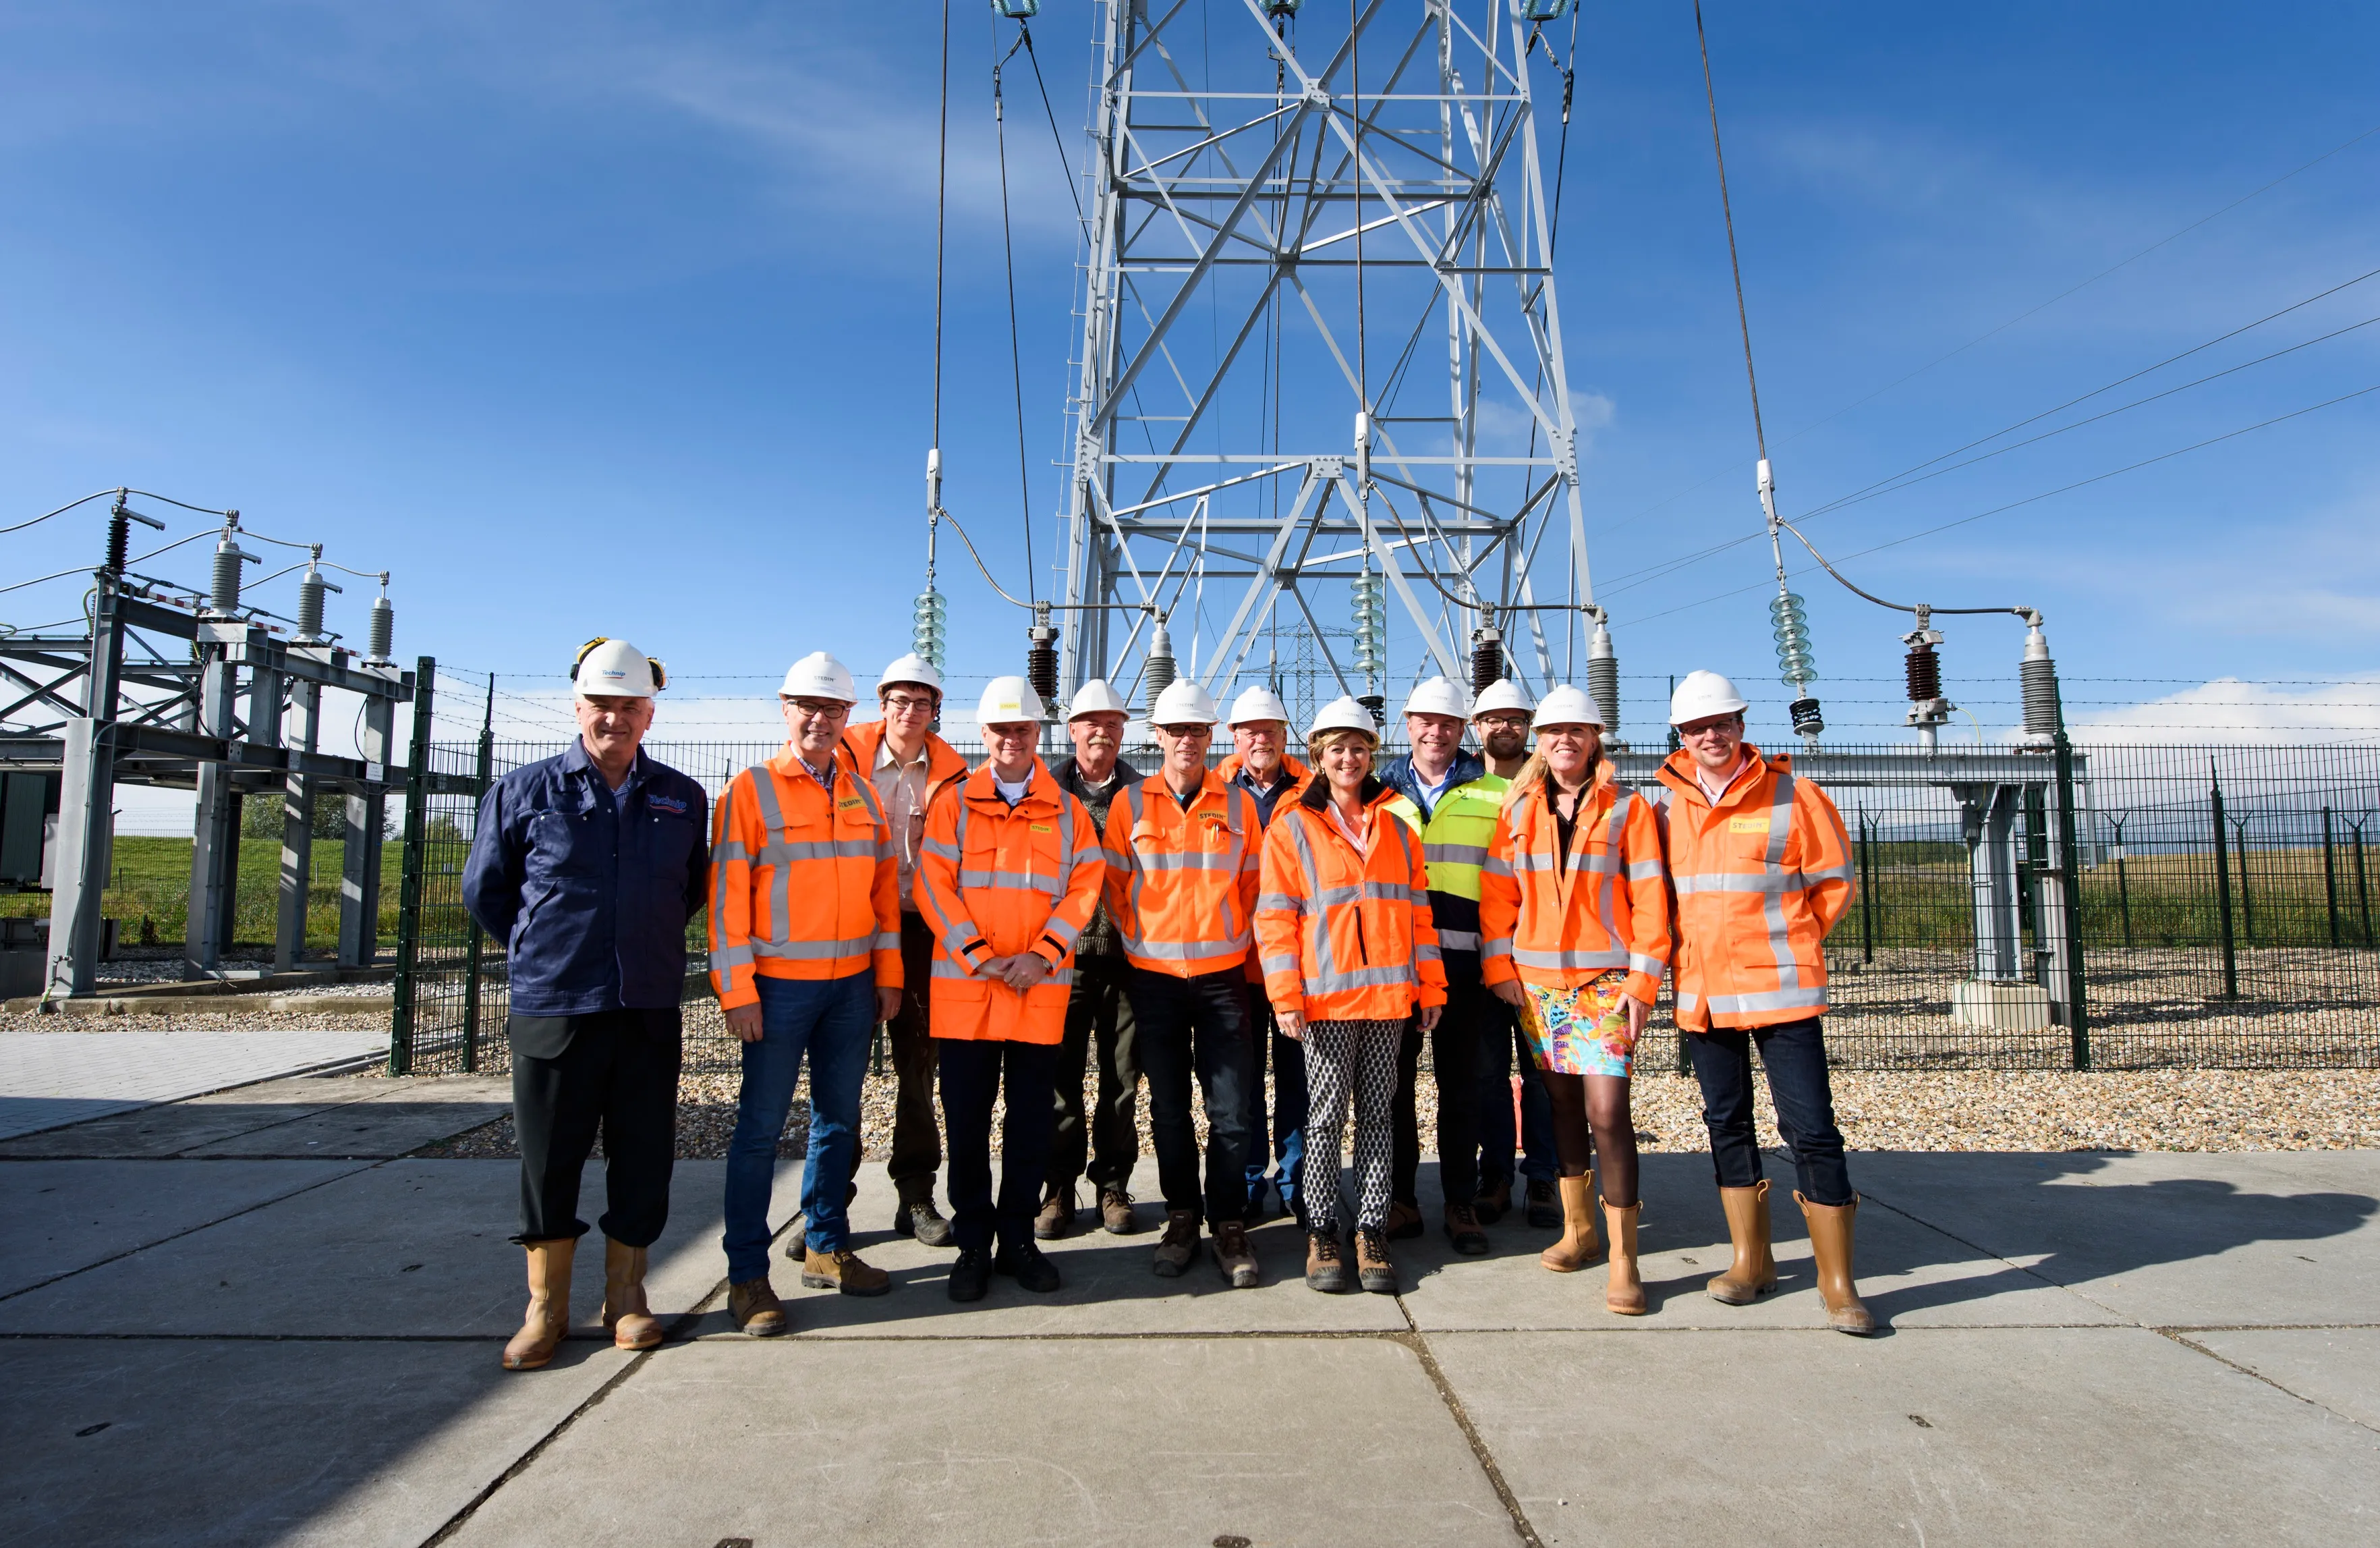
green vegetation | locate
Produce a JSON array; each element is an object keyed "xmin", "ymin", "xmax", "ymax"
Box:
[{"xmin": 0, "ymin": 833, "xmax": 400, "ymax": 946}]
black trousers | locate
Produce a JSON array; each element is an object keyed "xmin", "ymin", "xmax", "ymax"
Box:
[
  {"xmin": 884, "ymin": 914, "xmax": 942, "ymax": 1206},
  {"xmin": 1392, "ymin": 978, "xmax": 1483, "ymax": 1209},
  {"xmin": 939, "ymin": 1038, "xmax": 1059, "ymax": 1252},
  {"xmin": 1127, "ymin": 966, "xmax": 1255, "ymax": 1227},
  {"xmin": 1684, "ymin": 1017, "xmax": 1853, "ymax": 1206},
  {"xmin": 509, "ymin": 1007, "xmax": 682, "ymax": 1247},
  {"xmin": 1047, "ymin": 953, "xmax": 1142, "ymax": 1192}
]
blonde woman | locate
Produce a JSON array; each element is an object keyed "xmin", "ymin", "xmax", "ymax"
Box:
[
  {"xmin": 1477, "ymin": 686, "xmax": 1670, "ymax": 1314},
  {"xmin": 1254, "ymin": 696, "xmax": 1447, "ymax": 1294}
]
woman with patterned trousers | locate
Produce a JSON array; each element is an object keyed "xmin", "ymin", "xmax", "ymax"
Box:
[
  {"xmin": 1255, "ymin": 696, "xmax": 1447, "ymax": 1294},
  {"xmin": 1477, "ymin": 685, "xmax": 1671, "ymax": 1315}
]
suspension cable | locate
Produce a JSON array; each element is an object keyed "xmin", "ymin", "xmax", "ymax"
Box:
[
  {"xmin": 1694, "ymin": 0, "xmax": 1765, "ymax": 462},
  {"xmin": 994, "ymin": 31, "xmax": 1037, "ymax": 603},
  {"xmin": 932, "ymin": 0, "xmax": 951, "ymax": 455}
]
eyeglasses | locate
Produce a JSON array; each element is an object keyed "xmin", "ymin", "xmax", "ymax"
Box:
[
  {"xmin": 1678, "ymin": 721, "xmax": 1740, "ymax": 740},
  {"xmin": 1154, "ymin": 724, "xmax": 1212, "ymax": 740},
  {"xmin": 883, "ymin": 693, "xmax": 936, "ymax": 714},
  {"xmin": 785, "ymin": 698, "xmax": 850, "ymax": 720},
  {"xmin": 1475, "ymin": 713, "xmax": 1529, "ymax": 731}
]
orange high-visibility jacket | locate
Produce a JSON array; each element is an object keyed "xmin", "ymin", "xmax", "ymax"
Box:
[
  {"xmin": 1651, "ymin": 745, "xmax": 1854, "ymax": 1031},
  {"xmin": 1217, "ymin": 751, "xmax": 1310, "ymax": 983},
  {"xmin": 708, "ymin": 748, "xmax": 903, "ymax": 1010},
  {"xmin": 915, "ymin": 758, "xmax": 1106, "ymax": 1044},
  {"xmin": 1255, "ymin": 780, "xmax": 1448, "ymax": 1022},
  {"xmin": 1101, "ymin": 771, "xmax": 1263, "ymax": 978},
  {"xmin": 839, "ymin": 720, "xmax": 969, "ymax": 809},
  {"xmin": 1476, "ymin": 768, "xmax": 1670, "ymax": 1005}
]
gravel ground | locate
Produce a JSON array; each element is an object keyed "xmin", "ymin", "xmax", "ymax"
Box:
[{"xmin": 0, "ymin": 1010, "xmax": 389, "ymax": 1036}]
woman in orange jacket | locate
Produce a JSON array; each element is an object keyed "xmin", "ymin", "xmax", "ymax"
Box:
[
  {"xmin": 1477, "ymin": 685, "xmax": 1670, "ymax": 1314},
  {"xmin": 1255, "ymin": 696, "xmax": 1446, "ymax": 1295}
]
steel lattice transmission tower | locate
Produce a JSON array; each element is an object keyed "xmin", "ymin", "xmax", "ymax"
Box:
[{"xmin": 1055, "ymin": 0, "xmax": 1616, "ymax": 729}]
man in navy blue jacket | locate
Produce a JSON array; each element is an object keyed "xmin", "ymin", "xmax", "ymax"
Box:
[{"xmin": 463, "ymin": 639, "xmax": 708, "ymax": 1371}]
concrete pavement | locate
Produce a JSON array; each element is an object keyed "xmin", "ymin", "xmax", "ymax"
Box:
[
  {"xmin": 0, "ymin": 1073, "xmax": 2373, "ymax": 1546},
  {"xmin": 0, "ymin": 1024, "xmax": 388, "ymax": 1140}
]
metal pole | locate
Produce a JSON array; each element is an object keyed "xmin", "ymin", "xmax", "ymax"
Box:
[
  {"xmin": 2322, "ymin": 806, "xmax": 2340, "ymax": 949},
  {"xmin": 2354, "ymin": 816, "xmax": 2373, "ymax": 948},
  {"xmin": 2112, "ymin": 814, "xmax": 2132, "ymax": 949},
  {"xmin": 341, "ymin": 685, "xmax": 398, "ymax": 966},
  {"xmin": 2211, "ymin": 774, "xmax": 2237, "ymax": 999},
  {"xmin": 2053, "ymin": 728, "xmax": 2088, "ymax": 1070},
  {"xmin": 458, "ymin": 673, "xmax": 494, "ymax": 1073},
  {"xmin": 387, "ymin": 659, "xmax": 436, "ymax": 1075},
  {"xmin": 2233, "ymin": 816, "xmax": 2255, "ymax": 945},
  {"xmin": 275, "ymin": 674, "xmax": 322, "ymax": 972},
  {"xmin": 1857, "ymin": 811, "xmax": 1875, "ymax": 966}
]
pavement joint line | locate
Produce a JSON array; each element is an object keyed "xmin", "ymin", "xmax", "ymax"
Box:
[
  {"xmin": 0, "ymin": 1050, "xmax": 387, "ymax": 1142},
  {"xmin": 1394, "ymin": 1300, "xmax": 1546, "ymax": 1548},
  {"xmin": 2153, "ymin": 1326, "xmax": 2380, "ymax": 1437},
  {"xmin": 0, "ymin": 1155, "xmax": 387, "ymax": 1306}
]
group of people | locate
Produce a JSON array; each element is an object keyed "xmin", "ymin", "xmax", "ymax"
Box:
[{"xmin": 463, "ymin": 636, "xmax": 1875, "ymax": 1372}]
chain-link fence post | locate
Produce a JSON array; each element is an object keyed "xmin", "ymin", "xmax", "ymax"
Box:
[
  {"xmin": 2211, "ymin": 769, "xmax": 2238, "ymax": 1000},
  {"xmin": 2053, "ymin": 728, "xmax": 2089, "ymax": 1070},
  {"xmin": 458, "ymin": 674, "xmax": 495, "ymax": 1073},
  {"xmin": 387, "ymin": 657, "xmax": 437, "ymax": 1075}
]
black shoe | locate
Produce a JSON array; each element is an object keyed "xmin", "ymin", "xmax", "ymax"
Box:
[
  {"xmin": 1525, "ymin": 1179, "xmax": 1562, "ymax": 1229},
  {"xmin": 895, "ymin": 1200, "xmax": 955, "ymax": 1247},
  {"xmin": 948, "ymin": 1246, "xmax": 992, "ymax": 1303},
  {"xmin": 994, "ymin": 1240, "xmax": 1062, "ymax": 1294},
  {"xmin": 1473, "ymin": 1177, "xmax": 1512, "ymax": 1225},
  {"xmin": 1444, "ymin": 1203, "xmax": 1491, "ymax": 1256}
]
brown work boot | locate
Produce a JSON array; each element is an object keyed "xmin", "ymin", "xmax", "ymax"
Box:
[
  {"xmin": 1472, "ymin": 1176, "xmax": 1512, "ymax": 1225},
  {"xmin": 600, "ymin": 1238, "xmax": 663, "ymax": 1351},
  {"xmin": 501, "ymin": 1237, "xmax": 575, "ymax": 1371},
  {"xmin": 801, "ymin": 1246, "xmax": 892, "ymax": 1297},
  {"xmin": 1707, "ymin": 1180, "xmax": 1780, "ymax": 1305},
  {"xmin": 1384, "ymin": 1200, "xmax": 1425, "ymax": 1241},
  {"xmin": 1602, "ymin": 1198, "xmax": 1647, "ymax": 1315},
  {"xmin": 1304, "ymin": 1229, "xmax": 1351, "ymax": 1292},
  {"xmin": 1152, "ymin": 1209, "xmax": 1198, "ymax": 1277},
  {"xmin": 1444, "ymin": 1202, "xmax": 1490, "ymax": 1256},
  {"xmin": 729, "ymin": 1275, "xmax": 787, "ymax": 1337},
  {"xmin": 1035, "ymin": 1184, "xmax": 1079, "ymax": 1241},
  {"xmin": 1212, "ymin": 1219, "xmax": 1260, "ymax": 1288},
  {"xmin": 1354, "ymin": 1227, "xmax": 1398, "ymax": 1294},
  {"xmin": 1796, "ymin": 1192, "xmax": 1878, "ymax": 1336},
  {"xmin": 1098, "ymin": 1186, "xmax": 1142, "ymax": 1235},
  {"xmin": 1539, "ymin": 1174, "xmax": 1605, "ymax": 1273}
]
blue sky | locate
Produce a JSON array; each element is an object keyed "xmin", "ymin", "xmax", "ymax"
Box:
[{"xmin": 3, "ymin": 1, "xmax": 2377, "ymax": 758}]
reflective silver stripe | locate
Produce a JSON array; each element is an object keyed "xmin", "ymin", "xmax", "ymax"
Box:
[
  {"xmin": 752, "ymin": 935, "xmax": 877, "ymax": 960},
  {"xmin": 1256, "ymin": 891, "xmax": 1305, "ymax": 916},
  {"xmin": 1626, "ymin": 858, "xmax": 1665, "ymax": 881},
  {"xmin": 1763, "ymin": 774, "xmax": 1801, "ymax": 985},
  {"xmin": 932, "ymin": 958, "xmax": 1076, "ymax": 988},
  {"xmin": 1676, "ymin": 988, "xmax": 1701, "ymax": 1011},
  {"xmin": 714, "ymin": 839, "xmax": 752, "ymax": 862},
  {"xmin": 1423, "ymin": 842, "xmax": 1488, "ymax": 867},
  {"xmin": 1261, "ymin": 953, "xmax": 1299, "ymax": 976},
  {"xmin": 759, "ymin": 838, "xmax": 881, "ymax": 863},
  {"xmin": 1131, "ymin": 851, "xmax": 1245, "ymax": 873},
  {"xmin": 1414, "ymin": 939, "xmax": 1442, "ymax": 964},
  {"xmin": 1123, "ymin": 783, "xmax": 1150, "ymax": 951},
  {"xmin": 874, "ymin": 931, "xmax": 901, "ymax": 952},
  {"xmin": 1052, "ymin": 792, "xmax": 1075, "ymax": 904},
  {"xmin": 1674, "ymin": 871, "xmax": 1830, "ymax": 896},
  {"xmin": 932, "ymin": 958, "xmax": 978, "ymax": 979},
  {"xmin": 1306, "ymin": 963, "xmax": 1417, "ymax": 993},
  {"xmin": 744, "ymin": 766, "xmax": 797, "ymax": 949},
  {"xmin": 939, "ymin": 926, "xmax": 980, "ymax": 958},
  {"xmin": 710, "ymin": 773, "xmax": 745, "ymax": 976},
  {"xmin": 1512, "ymin": 944, "xmax": 1628, "ymax": 971},
  {"xmin": 1480, "ymin": 937, "xmax": 1512, "ymax": 960},
  {"xmin": 921, "ymin": 838, "xmax": 961, "ymax": 861},
  {"xmin": 959, "ymin": 868, "xmax": 1053, "ymax": 891},
  {"xmin": 1511, "ymin": 850, "xmax": 1560, "ymax": 874},
  {"xmin": 1129, "ymin": 937, "xmax": 1247, "ymax": 963},
  {"xmin": 1043, "ymin": 915, "xmax": 1083, "ymax": 947},
  {"xmin": 1702, "ymin": 985, "xmax": 1828, "ymax": 1015},
  {"xmin": 1436, "ymin": 928, "xmax": 1481, "ymax": 951},
  {"xmin": 710, "ymin": 942, "xmax": 754, "ymax": 968},
  {"xmin": 1482, "ymin": 854, "xmax": 1514, "ymax": 878},
  {"xmin": 1628, "ymin": 951, "xmax": 1667, "ymax": 979}
]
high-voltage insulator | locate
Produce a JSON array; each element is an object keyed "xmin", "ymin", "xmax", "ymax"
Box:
[
  {"xmin": 1904, "ymin": 640, "xmax": 1942, "ymax": 703},
  {"xmin": 208, "ymin": 522, "xmax": 258, "ymax": 616},
  {"xmin": 2020, "ymin": 617, "xmax": 2061, "ymax": 745},
  {"xmin": 1351, "ymin": 573, "xmax": 1386, "ymax": 682},
  {"xmin": 1357, "ymin": 693, "xmax": 1386, "ymax": 727},
  {"xmin": 912, "ymin": 585, "xmax": 948, "ymax": 672},
  {"xmin": 1585, "ymin": 615, "xmax": 1620, "ymax": 740},
  {"xmin": 1143, "ymin": 619, "xmax": 1177, "ymax": 704},
  {"xmin": 296, "ymin": 545, "xmax": 342, "ymax": 643},
  {"xmin": 1899, "ymin": 605, "xmax": 1952, "ymax": 748},
  {"xmin": 1788, "ymin": 696, "xmax": 1825, "ymax": 737},
  {"xmin": 1469, "ymin": 626, "xmax": 1504, "ymax": 694},
  {"xmin": 1025, "ymin": 610, "xmax": 1060, "ymax": 711},
  {"xmin": 105, "ymin": 503, "xmax": 129, "ymax": 575},
  {"xmin": 367, "ymin": 577, "xmax": 394, "ymax": 664},
  {"xmin": 1769, "ymin": 590, "xmax": 1816, "ymax": 688}
]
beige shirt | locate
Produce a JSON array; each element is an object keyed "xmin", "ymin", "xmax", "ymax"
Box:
[
  {"xmin": 1695, "ymin": 751, "xmax": 1753, "ymax": 806},
  {"xmin": 872, "ymin": 736, "xmax": 934, "ymax": 912}
]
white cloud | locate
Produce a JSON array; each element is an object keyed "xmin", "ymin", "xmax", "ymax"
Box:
[{"xmin": 2072, "ymin": 675, "xmax": 2380, "ymax": 745}]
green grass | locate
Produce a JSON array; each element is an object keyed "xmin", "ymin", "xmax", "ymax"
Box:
[{"xmin": 0, "ymin": 835, "xmax": 399, "ymax": 947}]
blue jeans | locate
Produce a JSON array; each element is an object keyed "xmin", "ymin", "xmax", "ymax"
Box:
[
  {"xmin": 1685, "ymin": 1017, "xmax": 1852, "ymax": 1206},
  {"xmin": 1475, "ymin": 1013, "xmax": 1556, "ymax": 1191},
  {"xmin": 1241, "ymin": 997, "xmax": 1307, "ymax": 1222},
  {"xmin": 721, "ymin": 972, "xmax": 874, "ymax": 1281}
]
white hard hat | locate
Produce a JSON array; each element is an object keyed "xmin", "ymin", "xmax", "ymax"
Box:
[
  {"xmin": 1401, "ymin": 675, "xmax": 1471, "ymax": 720},
  {"xmin": 572, "ymin": 638, "xmax": 663, "ymax": 698},
  {"xmin": 975, "ymin": 674, "xmax": 1048, "ymax": 727},
  {"xmin": 876, "ymin": 653, "xmax": 943, "ymax": 696},
  {"xmin": 778, "ymin": 651, "xmax": 858, "ymax": 702},
  {"xmin": 1307, "ymin": 694, "xmax": 1382, "ymax": 742},
  {"xmin": 1069, "ymin": 678, "xmax": 1131, "ymax": 719},
  {"xmin": 1471, "ymin": 678, "xmax": 1533, "ymax": 717},
  {"xmin": 1532, "ymin": 684, "xmax": 1605, "ymax": 731},
  {"xmin": 1669, "ymin": 668, "xmax": 1750, "ymax": 725},
  {"xmin": 1226, "ymin": 684, "xmax": 1291, "ymax": 727},
  {"xmin": 1150, "ymin": 679, "xmax": 1220, "ymax": 726}
]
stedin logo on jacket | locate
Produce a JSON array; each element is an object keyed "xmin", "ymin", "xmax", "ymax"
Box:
[{"xmin": 1728, "ymin": 815, "xmax": 1770, "ymax": 835}]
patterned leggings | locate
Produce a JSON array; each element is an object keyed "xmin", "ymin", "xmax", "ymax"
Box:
[{"xmin": 1300, "ymin": 1018, "xmax": 1404, "ymax": 1234}]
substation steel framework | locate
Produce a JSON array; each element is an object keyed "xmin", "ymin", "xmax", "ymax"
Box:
[
  {"xmin": 1057, "ymin": 0, "xmax": 1610, "ymax": 723},
  {"xmin": 0, "ymin": 553, "xmax": 414, "ymax": 997}
]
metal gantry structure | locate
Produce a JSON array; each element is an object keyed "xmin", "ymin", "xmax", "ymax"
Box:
[
  {"xmin": 1054, "ymin": 0, "xmax": 1618, "ymax": 727},
  {"xmin": 1, "ymin": 495, "xmax": 412, "ymax": 996}
]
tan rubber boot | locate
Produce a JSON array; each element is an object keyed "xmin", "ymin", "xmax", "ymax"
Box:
[
  {"xmin": 502, "ymin": 1237, "xmax": 576, "ymax": 1371},
  {"xmin": 1707, "ymin": 1180, "xmax": 1780, "ymax": 1304},
  {"xmin": 1796, "ymin": 1192, "xmax": 1877, "ymax": 1336},
  {"xmin": 601, "ymin": 1238, "xmax": 664, "ymax": 1351},
  {"xmin": 1537, "ymin": 1173, "xmax": 1605, "ymax": 1273},
  {"xmin": 1602, "ymin": 1198, "xmax": 1646, "ymax": 1315}
]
